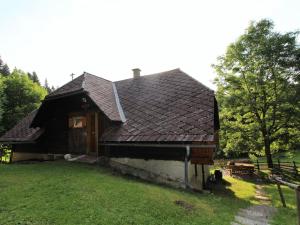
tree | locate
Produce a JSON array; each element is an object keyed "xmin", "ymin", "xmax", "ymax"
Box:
[
  {"xmin": 0, "ymin": 57, "xmax": 10, "ymax": 76},
  {"xmin": 2, "ymin": 69, "xmax": 47, "ymax": 131},
  {"xmin": 31, "ymin": 72, "xmax": 40, "ymax": 85},
  {"xmin": 213, "ymin": 19, "xmax": 300, "ymax": 168},
  {"xmin": 44, "ymin": 78, "xmax": 52, "ymax": 93},
  {"xmin": 51, "ymin": 85, "xmax": 56, "ymax": 93},
  {"xmin": 28, "ymin": 71, "xmax": 40, "ymax": 85},
  {"xmin": 0, "ymin": 76, "xmax": 5, "ymax": 134}
]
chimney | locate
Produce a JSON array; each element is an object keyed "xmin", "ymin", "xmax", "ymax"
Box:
[{"xmin": 132, "ymin": 68, "xmax": 141, "ymax": 78}]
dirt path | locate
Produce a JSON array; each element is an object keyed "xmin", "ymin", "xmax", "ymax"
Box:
[{"xmin": 231, "ymin": 184, "xmax": 277, "ymax": 225}]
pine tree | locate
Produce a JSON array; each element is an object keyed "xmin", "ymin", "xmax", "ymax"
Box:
[
  {"xmin": 51, "ymin": 85, "xmax": 56, "ymax": 93},
  {"xmin": 27, "ymin": 72, "xmax": 33, "ymax": 80},
  {"xmin": 44, "ymin": 78, "xmax": 52, "ymax": 94},
  {"xmin": 0, "ymin": 57, "xmax": 10, "ymax": 76},
  {"xmin": 32, "ymin": 72, "xmax": 40, "ymax": 84}
]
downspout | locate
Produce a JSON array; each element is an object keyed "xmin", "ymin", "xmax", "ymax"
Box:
[{"xmin": 184, "ymin": 145, "xmax": 190, "ymax": 189}]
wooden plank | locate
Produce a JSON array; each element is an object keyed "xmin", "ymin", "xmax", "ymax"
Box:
[
  {"xmin": 296, "ymin": 188, "xmax": 300, "ymax": 225},
  {"xmin": 95, "ymin": 112, "xmax": 99, "ymax": 155},
  {"xmin": 191, "ymin": 148, "xmax": 214, "ymax": 165}
]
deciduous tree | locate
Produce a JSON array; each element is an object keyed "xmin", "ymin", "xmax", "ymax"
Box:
[
  {"xmin": 213, "ymin": 19, "xmax": 300, "ymax": 168},
  {"xmin": 2, "ymin": 69, "xmax": 47, "ymax": 131}
]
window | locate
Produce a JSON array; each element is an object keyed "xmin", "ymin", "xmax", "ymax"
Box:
[{"xmin": 68, "ymin": 116, "xmax": 86, "ymax": 128}]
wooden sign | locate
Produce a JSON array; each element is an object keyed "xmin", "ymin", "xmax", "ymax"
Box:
[{"xmin": 191, "ymin": 148, "xmax": 214, "ymax": 165}]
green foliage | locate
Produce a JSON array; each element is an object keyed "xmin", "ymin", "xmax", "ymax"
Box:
[
  {"xmin": 2, "ymin": 69, "xmax": 47, "ymax": 131},
  {"xmin": 0, "ymin": 56, "xmax": 10, "ymax": 76},
  {"xmin": 27, "ymin": 71, "xmax": 40, "ymax": 85},
  {"xmin": 213, "ymin": 19, "xmax": 300, "ymax": 164},
  {"xmin": 0, "ymin": 77, "xmax": 5, "ymax": 134},
  {"xmin": 264, "ymin": 184, "xmax": 297, "ymax": 225},
  {"xmin": 0, "ymin": 144, "xmax": 12, "ymax": 163}
]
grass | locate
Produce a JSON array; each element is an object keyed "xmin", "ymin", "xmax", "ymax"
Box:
[
  {"xmin": 0, "ymin": 161, "xmax": 256, "ymax": 225},
  {"xmin": 256, "ymin": 150, "xmax": 300, "ymax": 163},
  {"xmin": 264, "ymin": 184, "xmax": 297, "ymax": 225},
  {"xmin": 223, "ymin": 176, "xmax": 258, "ymax": 204}
]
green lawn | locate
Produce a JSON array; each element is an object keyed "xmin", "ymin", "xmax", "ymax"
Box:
[
  {"xmin": 264, "ymin": 184, "xmax": 297, "ymax": 225},
  {"xmin": 256, "ymin": 150, "xmax": 300, "ymax": 163},
  {"xmin": 0, "ymin": 161, "xmax": 255, "ymax": 225}
]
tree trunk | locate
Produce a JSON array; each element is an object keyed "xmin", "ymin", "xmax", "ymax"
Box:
[{"xmin": 264, "ymin": 136, "xmax": 273, "ymax": 168}]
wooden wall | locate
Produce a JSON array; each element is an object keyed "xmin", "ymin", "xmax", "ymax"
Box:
[{"xmin": 106, "ymin": 146, "xmax": 186, "ymax": 161}]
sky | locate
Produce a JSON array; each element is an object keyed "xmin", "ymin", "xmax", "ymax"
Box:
[{"xmin": 0, "ymin": 0, "xmax": 299, "ymax": 90}]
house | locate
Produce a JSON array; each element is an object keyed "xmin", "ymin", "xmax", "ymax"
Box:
[{"xmin": 0, "ymin": 68, "xmax": 219, "ymax": 190}]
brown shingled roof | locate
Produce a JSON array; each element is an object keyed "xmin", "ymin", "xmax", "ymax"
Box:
[
  {"xmin": 0, "ymin": 69, "xmax": 218, "ymax": 144},
  {"xmin": 101, "ymin": 69, "xmax": 217, "ymax": 142},
  {"xmin": 46, "ymin": 72, "xmax": 121, "ymax": 122},
  {"xmin": 0, "ymin": 110, "xmax": 44, "ymax": 143}
]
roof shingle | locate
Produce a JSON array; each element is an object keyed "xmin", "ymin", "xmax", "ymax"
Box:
[
  {"xmin": 0, "ymin": 110, "xmax": 44, "ymax": 143},
  {"xmin": 101, "ymin": 69, "xmax": 217, "ymax": 142},
  {"xmin": 0, "ymin": 69, "xmax": 218, "ymax": 144},
  {"xmin": 46, "ymin": 72, "xmax": 121, "ymax": 121}
]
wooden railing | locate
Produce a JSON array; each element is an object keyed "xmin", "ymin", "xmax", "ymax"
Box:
[
  {"xmin": 270, "ymin": 175, "xmax": 300, "ymax": 225},
  {"xmin": 256, "ymin": 159, "xmax": 299, "ymax": 181}
]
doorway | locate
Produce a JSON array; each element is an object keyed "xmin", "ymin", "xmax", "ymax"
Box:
[{"xmin": 68, "ymin": 112, "xmax": 98, "ymax": 154}]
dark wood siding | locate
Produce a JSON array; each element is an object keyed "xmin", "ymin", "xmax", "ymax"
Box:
[{"xmin": 106, "ymin": 146, "xmax": 186, "ymax": 161}]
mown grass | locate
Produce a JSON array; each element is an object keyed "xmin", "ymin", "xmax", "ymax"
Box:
[
  {"xmin": 257, "ymin": 150, "xmax": 300, "ymax": 163},
  {"xmin": 0, "ymin": 161, "xmax": 255, "ymax": 225},
  {"xmin": 264, "ymin": 184, "xmax": 297, "ymax": 225}
]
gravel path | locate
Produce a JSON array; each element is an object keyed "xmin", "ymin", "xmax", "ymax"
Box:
[{"xmin": 231, "ymin": 184, "xmax": 277, "ymax": 225}]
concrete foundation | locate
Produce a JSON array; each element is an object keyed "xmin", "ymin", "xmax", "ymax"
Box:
[
  {"xmin": 12, "ymin": 152, "xmax": 63, "ymax": 162},
  {"xmin": 110, "ymin": 157, "xmax": 210, "ymax": 190}
]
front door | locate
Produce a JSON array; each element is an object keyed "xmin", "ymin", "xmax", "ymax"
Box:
[
  {"xmin": 88, "ymin": 113, "xmax": 97, "ymax": 153},
  {"xmin": 68, "ymin": 114, "xmax": 87, "ymax": 154}
]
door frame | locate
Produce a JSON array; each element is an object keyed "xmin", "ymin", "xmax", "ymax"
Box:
[
  {"xmin": 86, "ymin": 112, "xmax": 99, "ymax": 155},
  {"xmin": 68, "ymin": 111, "xmax": 98, "ymax": 155}
]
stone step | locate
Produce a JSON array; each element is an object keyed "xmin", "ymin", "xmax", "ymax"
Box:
[
  {"xmin": 239, "ymin": 208, "xmax": 267, "ymax": 218},
  {"xmin": 237, "ymin": 210, "xmax": 270, "ymax": 222},
  {"xmin": 235, "ymin": 215, "xmax": 269, "ymax": 225},
  {"xmin": 255, "ymin": 195, "xmax": 271, "ymax": 201}
]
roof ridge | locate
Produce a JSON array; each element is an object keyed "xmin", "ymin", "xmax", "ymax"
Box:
[
  {"xmin": 114, "ymin": 68, "xmax": 181, "ymax": 83},
  {"xmin": 83, "ymin": 71, "xmax": 113, "ymax": 83},
  {"xmin": 82, "ymin": 73, "xmax": 86, "ymax": 90},
  {"xmin": 46, "ymin": 73, "xmax": 85, "ymax": 98}
]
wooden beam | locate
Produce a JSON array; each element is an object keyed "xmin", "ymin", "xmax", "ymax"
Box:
[
  {"xmin": 95, "ymin": 112, "xmax": 99, "ymax": 157},
  {"xmin": 202, "ymin": 164, "xmax": 205, "ymax": 189},
  {"xmin": 101, "ymin": 143, "xmax": 216, "ymax": 149},
  {"xmin": 184, "ymin": 146, "xmax": 190, "ymax": 189}
]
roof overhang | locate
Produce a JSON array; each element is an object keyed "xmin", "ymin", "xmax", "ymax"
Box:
[{"xmin": 100, "ymin": 142, "xmax": 216, "ymax": 148}]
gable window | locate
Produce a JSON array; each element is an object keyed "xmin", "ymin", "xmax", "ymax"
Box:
[{"xmin": 68, "ymin": 116, "xmax": 86, "ymax": 128}]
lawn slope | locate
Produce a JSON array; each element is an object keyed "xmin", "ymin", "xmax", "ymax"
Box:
[{"xmin": 0, "ymin": 161, "xmax": 251, "ymax": 225}]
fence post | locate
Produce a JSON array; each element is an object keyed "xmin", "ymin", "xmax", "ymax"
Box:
[
  {"xmin": 296, "ymin": 187, "xmax": 300, "ymax": 225},
  {"xmin": 256, "ymin": 159, "xmax": 260, "ymax": 171},
  {"xmin": 277, "ymin": 183, "xmax": 286, "ymax": 208},
  {"xmin": 293, "ymin": 161, "xmax": 298, "ymax": 176}
]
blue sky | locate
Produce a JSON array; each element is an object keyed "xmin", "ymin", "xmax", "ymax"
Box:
[{"xmin": 0, "ymin": 0, "xmax": 299, "ymax": 89}]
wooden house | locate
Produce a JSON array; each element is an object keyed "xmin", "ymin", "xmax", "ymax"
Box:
[{"xmin": 0, "ymin": 68, "xmax": 219, "ymax": 190}]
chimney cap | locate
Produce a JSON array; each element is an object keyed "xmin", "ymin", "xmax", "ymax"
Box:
[{"xmin": 132, "ymin": 68, "xmax": 141, "ymax": 78}]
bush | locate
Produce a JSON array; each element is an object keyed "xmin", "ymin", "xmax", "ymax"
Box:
[{"xmin": 0, "ymin": 144, "xmax": 12, "ymax": 163}]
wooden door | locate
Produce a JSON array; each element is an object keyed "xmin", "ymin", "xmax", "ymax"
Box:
[
  {"xmin": 68, "ymin": 115, "xmax": 87, "ymax": 154},
  {"xmin": 87, "ymin": 112, "xmax": 98, "ymax": 154}
]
